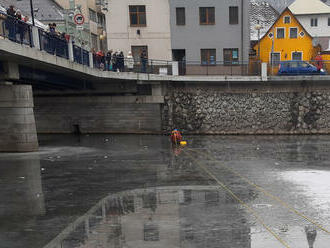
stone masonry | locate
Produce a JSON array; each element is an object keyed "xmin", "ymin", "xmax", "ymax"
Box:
[{"xmin": 162, "ymin": 84, "xmax": 330, "ymax": 134}]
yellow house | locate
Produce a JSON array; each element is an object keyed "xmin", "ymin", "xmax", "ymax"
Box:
[{"xmin": 254, "ymin": 8, "xmax": 318, "ymax": 64}]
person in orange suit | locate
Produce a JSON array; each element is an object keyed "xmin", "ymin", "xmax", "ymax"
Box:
[{"xmin": 171, "ymin": 129, "xmax": 182, "ymax": 144}]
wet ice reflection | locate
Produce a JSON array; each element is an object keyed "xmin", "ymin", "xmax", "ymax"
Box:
[
  {"xmin": 280, "ymin": 170, "xmax": 330, "ymax": 213},
  {"xmin": 44, "ymin": 186, "xmax": 251, "ymax": 248}
]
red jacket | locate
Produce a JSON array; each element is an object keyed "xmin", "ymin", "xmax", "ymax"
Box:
[
  {"xmin": 171, "ymin": 130, "xmax": 182, "ymax": 144},
  {"xmin": 315, "ymin": 55, "xmax": 323, "ymax": 70}
]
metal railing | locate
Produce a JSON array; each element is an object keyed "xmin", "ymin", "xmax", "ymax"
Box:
[
  {"xmin": 73, "ymin": 44, "xmax": 90, "ymax": 66},
  {"xmin": 0, "ymin": 13, "xmax": 33, "ymax": 47},
  {"xmin": 93, "ymin": 57, "xmax": 173, "ymax": 75},
  {"xmin": 268, "ymin": 60, "xmax": 330, "ymax": 76},
  {"xmin": 38, "ymin": 29, "xmax": 69, "ymax": 59},
  {"xmin": 182, "ymin": 60, "xmax": 260, "ymax": 76}
]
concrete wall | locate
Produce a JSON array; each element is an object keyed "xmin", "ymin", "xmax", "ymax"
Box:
[
  {"xmin": 169, "ymin": 0, "xmax": 250, "ymax": 62},
  {"xmin": 34, "ymin": 96, "xmax": 162, "ymax": 134},
  {"xmin": 106, "ymin": 0, "xmax": 172, "ymax": 60},
  {"xmin": 0, "ymin": 84, "xmax": 38, "ymax": 152},
  {"xmin": 163, "ymin": 83, "xmax": 330, "ymax": 134}
]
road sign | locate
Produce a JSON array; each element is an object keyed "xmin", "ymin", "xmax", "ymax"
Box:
[
  {"xmin": 74, "ymin": 14, "xmax": 85, "ymax": 25},
  {"xmin": 76, "ymin": 25, "xmax": 84, "ymax": 30}
]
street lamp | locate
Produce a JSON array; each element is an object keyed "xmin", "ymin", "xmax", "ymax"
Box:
[
  {"xmin": 255, "ymin": 21, "xmax": 262, "ymax": 62},
  {"xmin": 29, "ymin": 0, "xmax": 35, "ymax": 26}
]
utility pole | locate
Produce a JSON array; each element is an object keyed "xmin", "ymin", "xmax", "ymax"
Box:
[{"xmin": 29, "ymin": 0, "xmax": 35, "ymax": 26}]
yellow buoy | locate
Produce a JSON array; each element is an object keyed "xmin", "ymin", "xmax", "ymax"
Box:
[{"xmin": 180, "ymin": 141, "xmax": 187, "ymax": 146}]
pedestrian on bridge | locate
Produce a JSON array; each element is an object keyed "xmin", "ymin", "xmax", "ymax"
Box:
[
  {"xmin": 106, "ymin": 50, "xmax": 112, "ymax": 71},
  {"xmin": 15, "ymin": 10, "xmax": 26, "ymax": 44},
  {"xmin": 140, "ymin": 49, "xmax": 147, "ymax": 73},
  {"xmin": 6, "ymin": 5, "xmax": 16, "ymax": 41}
]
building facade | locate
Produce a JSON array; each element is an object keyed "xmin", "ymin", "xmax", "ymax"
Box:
[
  {"xmin": 106, "ymin": 0, "xmax": 172, "ymax": 61},
  {"xmin": 54, "ymin": 0, "xmax": 108, "ymax": 51},
  {"xmin": 289, "ymin": 0, "xmax": 330, "ymax": 51},
  {"xmin": 169, "ymin": 0, "xmax": 250, "ymax": 73},
  {"xmin": 254, "ymin": 8, "xmax": 317, "ymax": 66}
]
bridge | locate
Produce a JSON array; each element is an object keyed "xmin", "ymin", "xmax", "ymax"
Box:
[{"xmin": 1, "ymin": 14, "xmax": 330, "ymax": 152}]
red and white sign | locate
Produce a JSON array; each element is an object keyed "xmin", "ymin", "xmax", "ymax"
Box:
[{"xmin": 74, "ymin": 14, "xmax": 85, "ymax": 25}]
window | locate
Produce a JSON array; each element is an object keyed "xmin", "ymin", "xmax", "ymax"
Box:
[
  {"xmin": 89, "ymin": 9, "xmax": 97, "ymax": 22},
  {"xmin": 284, "ymin": 16, "xmax": 291, "ymax": 24},
  {"xmin": 270, "ymin": 52, "xmax": 280, "ymax": 65},
  {"xmin": 292, "ymin": 52, "xmax": 302, "ymax": 60},
  {"xmin": 328, "ymin": 18, "xmax": 330, "ymax": 26},
  {"xmin": 276, "ymin": 28, "xmax": 285, "ymax": 39},
  {"xmin": 201, "ymin": 49, "xmax": 216, "ymax": 65},
  {"xmin": 300, "ymin": 61, "xmax": 310, "ymax": 68},
  {"xmin": 176, "ymin": 7, "xmax": 185, "ymax": 25},
  {"xmin": 290, "ymin": 28, "xmax": 298, "ymax": 38},
  {"xmin": 91, "ymin": 33, "xmax": 98, "ymax": 50},
  {"xmin": 223, "ymin": 48, "xmax": 239, "ymax": 65},
  {"xmin": 97, "ymin": 13, "xmax": 106, "ymax": 28},
  {"xmin": 229, "ymin": 6, "xmax": 238, "ymax": 24},
  {"xmin": 199, "ymin": 7, "xmax": 215, "ymax": 25},
  {"xmin": 300, "ymin": 31, "xmax": 305, "ymax": 37},
  {"xmin": 268, "ymin": 32, "xmax": 274, "ymax": 38},
  {"xmin": 311, "ymin": 18, "xmax": 318, "ymax": 27},
  {"xmin": 129, "ymin": 5, "xmax": 146, "ymax": 26}
]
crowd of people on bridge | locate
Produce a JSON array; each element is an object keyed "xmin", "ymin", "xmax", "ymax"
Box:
[
  {"xmin": 91, "ymin": 49, "xmax": 148, "ymax": 73},
  {"xmin": 4, "ymin": 5, "xmax": 30, "ymax": 43},
  {"xmin": 3, "ymin": 5, "xmax": 70, "ymax": 45}
]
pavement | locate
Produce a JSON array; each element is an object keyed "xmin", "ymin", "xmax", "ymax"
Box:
[{"xmin": 1, "ymin": 134, "xmax": 330, "ymax": 248}]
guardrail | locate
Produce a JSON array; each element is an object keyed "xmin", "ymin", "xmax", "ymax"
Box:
[
  {"xmin": 0, "ymin": 13, "xmax": 33, "ymax": 47},
  {"xmin": 93, "ymin": 57, "xmax": 173, "ymax": 75},
  {"xmin": 38, "ymin": 29, "xmax": 69, "ymax": 59},
  {"xmin": 73, "ymin": 44, "xmax": 90, "ymax": 66},
  {"xmin": 93, "ymin": 58, "xmax": 261, "ymax": 76},
  {"xmin": 181, "ymin": 60, "xmax": 259, "ymax": 76}
]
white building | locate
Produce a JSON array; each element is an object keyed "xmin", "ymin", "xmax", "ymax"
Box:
[
  {"xmin": 106, "ymin": 0, "xmax": 172, "ymax": 61},
  {"xmin": 289, "ymin": 0, "xmax": 330, "ymax": 50}
]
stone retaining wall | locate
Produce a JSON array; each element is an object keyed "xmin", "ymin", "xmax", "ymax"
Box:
[{"xmin": 162, "ymin": 84, "xmax": 330, "ymax": 134}]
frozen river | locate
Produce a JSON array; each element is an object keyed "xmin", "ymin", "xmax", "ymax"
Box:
[{"xmin": 1, "ymin": 134, "xmax": 330, "ymax": 248}]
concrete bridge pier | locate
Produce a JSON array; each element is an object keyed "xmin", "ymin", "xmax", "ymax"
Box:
[{"xmin": 0, "ymin": 83, "xmax": 39, "ymax": 152}]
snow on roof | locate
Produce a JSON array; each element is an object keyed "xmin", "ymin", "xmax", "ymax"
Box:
[
  {"xmin": 250, "ymin": 0, "xmax": 280, "ymax": 41},
  {"xmin": 289, "ymin": 0, "xmax": 330, "ymax": 15}
]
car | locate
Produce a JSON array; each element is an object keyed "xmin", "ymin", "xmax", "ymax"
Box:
[{"xmin": 277, "ymin": 60, "xmax": 327, "ymax": 75}]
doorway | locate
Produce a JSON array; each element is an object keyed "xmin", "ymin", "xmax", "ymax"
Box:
[{"xmin": 172, "ymin": 49, "xmax": 186, "ymax": 75}]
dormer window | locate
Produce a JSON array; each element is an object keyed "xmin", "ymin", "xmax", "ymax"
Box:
[{"xmin": 284, "ymin": 16, "xmax": 291, "ymax": 24}]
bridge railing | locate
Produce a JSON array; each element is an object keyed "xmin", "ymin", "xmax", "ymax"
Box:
[
  {"xmin": 0, "ymin": 13, "xmax": 33, "ymax": 47},
  {"xmin": 93, "ymin": 57, "xmax": 173, "ymax": 75},
  {"xmin": 38, "ymin": 29, "xmax": 69, "ymax": 59},
  {"xmin": 73, "ymin": 44, "xmax": 90, "ymax": 66},
  {"xmin": 183, "ymin": 60, "xmax": 259, "ymax": 76},
  {"xmin": 94, "ymin": 58, "xmax": 261, "ymax": 76}
]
